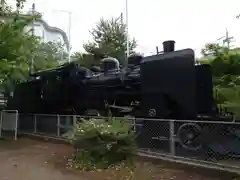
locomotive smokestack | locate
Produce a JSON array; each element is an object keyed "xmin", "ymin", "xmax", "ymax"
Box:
[{"xmin": 163, "ymin": 40, "xmax": 175, "ymax": 53}]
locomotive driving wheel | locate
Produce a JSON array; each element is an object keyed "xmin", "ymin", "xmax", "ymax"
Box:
[{"xmin": 177, "ymin": 123, "xmax": 202, "ymax": 151}]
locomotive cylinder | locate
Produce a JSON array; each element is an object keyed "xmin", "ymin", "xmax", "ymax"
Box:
[{"xmin": 163, "ymin": 40, "xmax": 175, "ymax": 53}]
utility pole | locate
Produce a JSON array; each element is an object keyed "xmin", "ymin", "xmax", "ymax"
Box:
[
  {"xmin": 121, "ymin": 0, "xmax": 129, "ymax": 68},
  {"xmin": 125, "ymin": 0, "xmax": 129, "ymax": 62},
  {"xmin": 68, "ymin": 12, "xmax": 72, "ymax": 63},
  {"xmin": 120, "ymin": 12, "xmax": 127, "ymax": 66},
  {"xmin": 120, "ymin": 12, "xmax": 123, "ymax": 25},
  {"xmin": 30, "ymin": 3, "xmax": 35, "ymax": 74},
  {"xmin": 31, "ymin": 3, "xmax": 35, "ymax": 37}
]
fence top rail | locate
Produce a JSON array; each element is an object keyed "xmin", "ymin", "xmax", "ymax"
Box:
[
  {"xmin": 18, "ymin": 113, "xmax": 135, "ymax": 120},
  {"xmin": 1, "ymin": 110, "xmax": 18, "ymax": 113},
  {"xmin": 135, "ymin": 117, "xmax": 240, "ymax": 125},
  {"xmin": 19, "ymin": 113, "xmax": 57, "ymax": 117},
  {"xmin": 16, "ymin": 113, "xmax": 240, "ymax": 125}
]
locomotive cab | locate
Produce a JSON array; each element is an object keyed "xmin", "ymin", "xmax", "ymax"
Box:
[{"xmin": 139, "ymin": 40, "xmax": 215, "ymax": 120}]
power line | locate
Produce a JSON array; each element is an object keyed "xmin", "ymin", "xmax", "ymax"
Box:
[
  {"xmin": 216, "ymin": 28, "xmax": 234, "ymax": 48},
  {"xmin": 224, "ymin": 29, "xmax": 234, "ymax": 48}
]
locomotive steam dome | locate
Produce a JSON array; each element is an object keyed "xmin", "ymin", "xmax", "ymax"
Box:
[{"xmin": 101, "ymin": 57, "xmax": 120, "ymax": 73}]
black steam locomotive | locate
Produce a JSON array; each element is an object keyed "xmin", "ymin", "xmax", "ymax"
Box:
[
  {"xmin": 6, "ymin": 40, "xmax": 240, "ymax": 155},
  {"xmin": 7, "ymin": 40, "xmax": 216, "ymax": 119}
]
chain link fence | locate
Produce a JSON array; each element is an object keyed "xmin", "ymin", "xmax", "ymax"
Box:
[
  {"xmin": 135, "ymin": 118, "xmax": 240, "ymax": 172},
  {"xmin": 1, "ymin": 111, "xmax": 240, "ymax": 171}
]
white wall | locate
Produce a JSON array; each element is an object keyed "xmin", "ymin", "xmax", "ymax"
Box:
[
  {"xmin": 24, "ymin": 21, "xmax": 68, "ymax": 51},
  {"xmin": 44, "ymin": 29, "xmax": 65, "ymax": 47}
]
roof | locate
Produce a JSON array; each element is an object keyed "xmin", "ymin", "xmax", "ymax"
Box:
[
  {"xmin": 0, "ymin": 13, "xmax": 70, "ymax": 50},
  {"xmin": 35, "ymin": 18, "xmax": 70, "ymax": 50}
]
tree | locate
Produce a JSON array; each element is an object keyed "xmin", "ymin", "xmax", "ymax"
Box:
[
  {"xmin": 200, "ymin": 43, "xmax": 240, "ymax": 115},
  {"xmin": 34, "ymin": 41, "xmax": 68, "ymax": 71},
  {"xmin": 71, "ymin": 52, "xmax": 96, "ymax": 68},
  {"xmin": 0, "ymin": 0, "xmax": 63, "ymax": 95},
  {"xmin": 0, "ymin": 12, "xmax": 39, "ymax": 94},
  {"xmin": 200, "ymin": 43, "xmax": 240, "ymax": 84},
  {"xmin": 73, "ymin": 17, "xmax": 137, "ymax": 67}
]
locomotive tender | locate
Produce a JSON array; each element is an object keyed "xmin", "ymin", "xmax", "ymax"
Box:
[{"xmin": 7, "ymin": 40, "xmax": 216, "ymax": 119}]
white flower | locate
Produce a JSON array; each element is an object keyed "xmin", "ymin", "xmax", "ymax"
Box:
[{"xmin": 106, "ymin": 144, "xmax": 112, "ymax": 150}]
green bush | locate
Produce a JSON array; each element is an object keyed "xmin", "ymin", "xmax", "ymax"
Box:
[{"xmin": 65, "ymin": 117, "xmax": 136, "ymax": 170}]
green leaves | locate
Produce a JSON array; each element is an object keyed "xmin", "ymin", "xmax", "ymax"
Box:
[
  {"xmin": 0, "ymin": 1, "xmax": 66, "ymax": 95},
  {"xmin": 65, "ymin": 117, "xmax": 136, "ymax": 170},
  {"xmin": 202, "ymin": 43, "xmax": 240, "ymax": 115},
  {"xmin": 74, "ymin": 16, "xmax": 137, "ymax": 67}
]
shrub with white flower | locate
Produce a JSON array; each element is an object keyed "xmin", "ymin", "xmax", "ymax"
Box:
[{"xmin": 65, "ymin": 117, "xmax": 136, "ymax": 170}]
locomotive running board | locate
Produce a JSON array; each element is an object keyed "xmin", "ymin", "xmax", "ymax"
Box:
[{"xmin": 107, "ymin": 105, "xmax": 133, "ymax": 113}]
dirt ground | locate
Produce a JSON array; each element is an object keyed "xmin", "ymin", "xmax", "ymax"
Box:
[{"xmin": 0, "ymin": 137, "xmax": 238, "ymax": 180}]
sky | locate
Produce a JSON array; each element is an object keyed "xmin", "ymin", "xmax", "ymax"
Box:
[{"xmin": 18, "ymin": 0, "xmax": 240, "ymax": 57}]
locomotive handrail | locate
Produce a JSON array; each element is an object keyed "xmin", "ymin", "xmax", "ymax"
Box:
[{"xmin": 30, "ymin": 62, "xmax": 76, "ymax": 77}]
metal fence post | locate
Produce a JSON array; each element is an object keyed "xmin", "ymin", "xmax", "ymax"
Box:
[
  {"xmin": 0, "ymin": 111, "xmax": 2, "ymax": 138},
  {"xmin": 34, "ymin": 115, "xmax": 37, "ymax": 133},
  {"xmin": 57, "ymin": 115, "xmax": 60, "ymax": 137},
  {"xmin": 14, "ymin": 111, "xmax": 18, "ymax": 140},
  {"xmin": 73, "ymin": 115, "xmax": 76, "ymax": 126},
  {"xmin": 169, "ymin": 119, "xmax": 175, "ymax": 155},
  {"xmin": 133, "ymin": 117, "xmax": 136, "ymax": 132}
]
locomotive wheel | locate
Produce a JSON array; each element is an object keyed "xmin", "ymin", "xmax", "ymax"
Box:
[{"xmin": 177, "ymin": 123, "xmax": 202, "ymax": 151}]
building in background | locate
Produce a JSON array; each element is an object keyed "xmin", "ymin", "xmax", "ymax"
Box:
[
  {"xmin": 0, "ymin": 9, "xmax": 69, "ymax": 52},
  {"xmin": 26, "ymin": 8, "xmax": 69, "ymax": 52}
]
